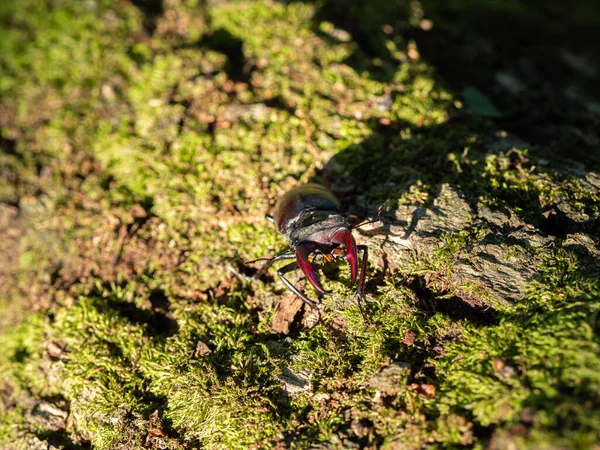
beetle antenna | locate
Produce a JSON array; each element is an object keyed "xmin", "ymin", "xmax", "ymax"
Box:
[
  {"xmin": 351, "ymin": 202, "xmax": 386, "ymax": 229},
  {"xmin": 244, "ymin": 256, "xmax": 275, "ymax": 264},
  {"xmin": 245, "ymin": 249, "xmax": 290, "ymax": 265},
  {"xmin": 245, "ymin": 255, "xmax": 276, "ymax": 264}
]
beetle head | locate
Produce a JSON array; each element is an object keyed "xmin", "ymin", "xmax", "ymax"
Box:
[{"xmin": 295, "ymin": 228, "xmax": 358, "ymax": 295}]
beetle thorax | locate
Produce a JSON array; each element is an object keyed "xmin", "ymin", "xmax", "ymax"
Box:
[{"xmin": 285, "ymin": 210, "xmax": 348, "ymax": 248}]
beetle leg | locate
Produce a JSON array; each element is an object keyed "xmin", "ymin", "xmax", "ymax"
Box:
[
  {"xmin": 252, "ymin": 252, "xmax": 295, "ymax": 279},
  {"xmin": 356, "ymin": 245, "xmax": 369, "ymax": 321},
  {"xmin": 296, "ymin": 242, "xmax": 331, "ymax": 296},
  {"xmin": 277, "ymin": 261, "xmax": 322, "ymax": 323}
]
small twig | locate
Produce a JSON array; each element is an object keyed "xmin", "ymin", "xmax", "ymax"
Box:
[
  {"xmin": 224, "ymin": 263, "xmax": 255, "ymax": 283},
  {"xmin": 112, "ymin": 221, "xmax": 142, "ymax": 266}
]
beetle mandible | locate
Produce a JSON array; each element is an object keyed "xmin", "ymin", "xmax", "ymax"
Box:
[{"xmin": 254, "ymin": 183, "xmax": 369, "ymax": 321}]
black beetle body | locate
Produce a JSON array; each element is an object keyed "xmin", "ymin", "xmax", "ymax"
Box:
[{"xmin": 258, "ymin": 183, "xmax": 369, "ymax": 320}]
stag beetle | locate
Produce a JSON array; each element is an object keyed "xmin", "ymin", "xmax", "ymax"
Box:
[{"xmin": 251, "ymin": 183, "xmax": 375, "ymax": 322}]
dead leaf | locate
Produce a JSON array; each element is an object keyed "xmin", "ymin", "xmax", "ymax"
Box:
[
  {"xmin": 409, "ymin": 383, "xmax": 436, "ymax": 398},
  {"xmin": 492, "ymin": 357, "xmax": 516, "ymax": 378},
  {"xmin": 195, "ymin": 341, "xmax": 212, "ymax": 357},
  {"xmin": 492, "ymin": 357, "xmax": 505, "ymax": 373},
  {"xmin": 402, "ymin": 330, "xmax": 416, "ymax": 346},
  {"xmin": 46, "ymin": 341, "xmax": 66, "ymax": 359},
  {"xmin": 418, "ymin": 384, "xmax": 436, "ymax": 398},
  {"xmin": 130, "ymin": 203, "xmax": 147, "ymax": 219},
  {"xmin": 271, "ymin": 294, "xmax": 303, "ymax": 334},
  {"xmin": 148, "ymin": 428, "xmax": 164, "ymax": 438}
]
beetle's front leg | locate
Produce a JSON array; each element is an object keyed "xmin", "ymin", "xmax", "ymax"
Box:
[
  {"xmin": 252, "ymin": 252, "xmax": 295, "ymax": 280},
  {"xmin": 356, "ymin": 245, "xmax": 369, "ymax": 321},
  {"xmin": 232, "ymin": 252, "xmax": 294, "ymax": 283},
  {"xmin": 277, "ymin": 262, "xmax": 322, "ymax": 324}
]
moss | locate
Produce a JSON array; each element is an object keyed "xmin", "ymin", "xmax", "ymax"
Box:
[
  {"xmin": 435, "ymin": 282, "xmax": 600, "ymax": 448},
  {"xmin": 1, "ymin": 0, "xmax": 599, "ymax": 448},
  {"xmin": 0, "ymin": 313, "xmax": 49, "ymax": 442}
]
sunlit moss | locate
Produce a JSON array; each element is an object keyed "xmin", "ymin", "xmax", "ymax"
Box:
[{"xmin": 1, "ymin": 0, "xmax": 599, "ymax": 448}]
